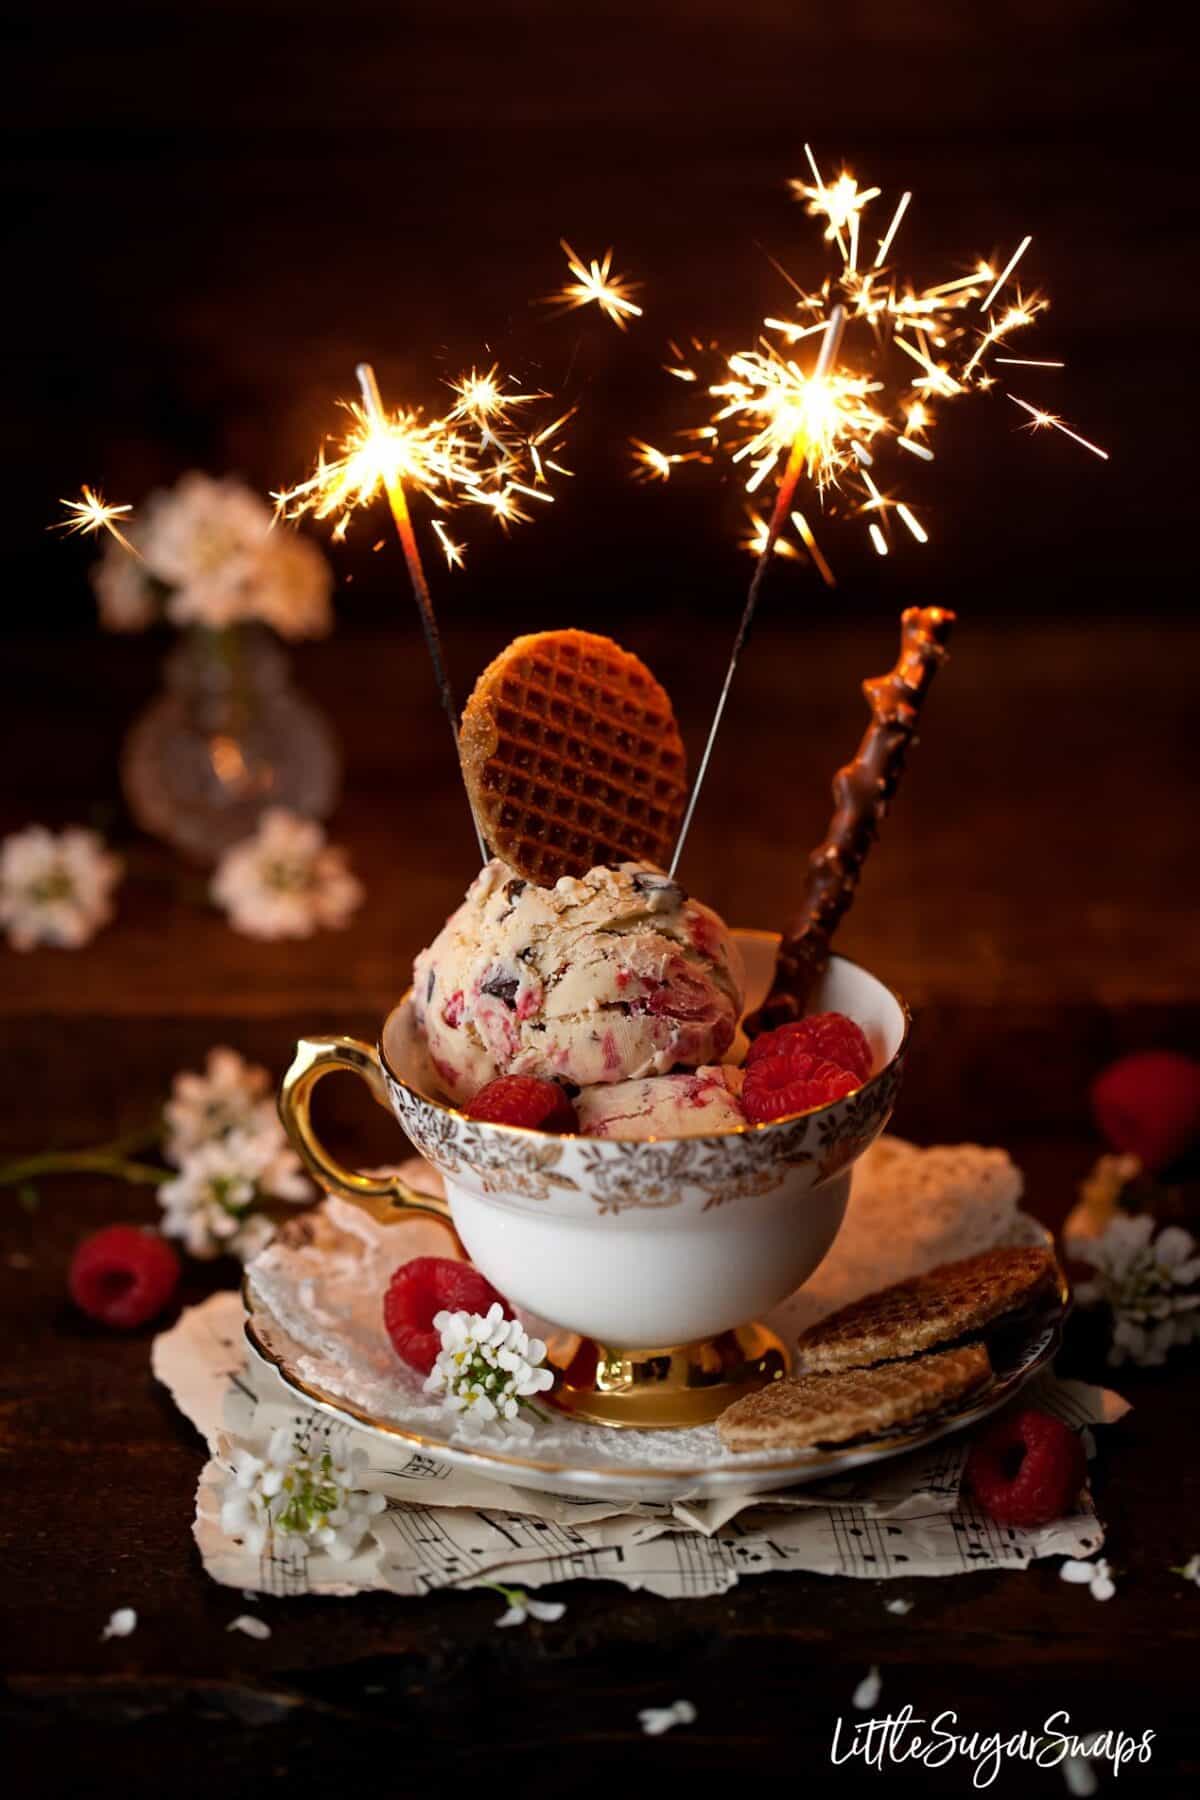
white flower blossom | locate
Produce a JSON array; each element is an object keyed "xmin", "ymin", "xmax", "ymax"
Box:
[
  {"xmin": 1172, "ymin": 1553, "xmax": 1200, "ymax": 1586},
  {"xmin": 158, "ymin": 1128, "xmax": 309, "ymax": 1260},
  {"xmin": 1068, "ymin": 1212, "xmax": 1200, "ymax": 1366},
  {"xmin": 487, "ymin": 1583, "xmax": 566, "ymax": 1628},
  {"xmin": 424, "ymin": 1302, "xmax": 554, "ymax": 1435},
  {"xmin": 250, "ymin": 527, "xmax": 334, "ymax": 641},
  {"xmin": 140, "ymin": 473, "xmax": 275, "ymax": 632},
  {"xmin": 211, "ymin": 809, "xmax": 362, "ymax": 941},
  {"xmin": 91, "ymin": 532, "xmax": 160, "ymax": 631},
  {"xmin": 0, "ymin": 826, "xmax": 122, "ymax": 952},
  {"xmin": 100, "ymin": 1607, "xmax": 137, "ymax": 1640},
  {"xmin": 218, "ymin": 1422, "xmax": 386, "ymax": 1562},
  {"xmin": 885, "ymin": 1597, "xmax": 913, "ymax": 1615},
  {"xmin": 164, "ymin": 1046, "xmax": 279, "ymax": 1162},
  {"xmin": 639, "ymin": 1701, "xmax": 697, "ymax": 1737},
  {"xmin": 131, "ymin": 475, "xmax": 332, "ymax": 644},
  {"xmin": 1059, "ymin": 1556, "xmax": 1116, "ymax": 1601}
]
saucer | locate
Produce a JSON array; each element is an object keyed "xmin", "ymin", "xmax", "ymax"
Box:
[{"xmin": 243, "ymin": 1169, "xmax": 1066, "ymax": 1504}]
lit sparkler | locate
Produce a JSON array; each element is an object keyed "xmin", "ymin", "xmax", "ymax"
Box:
[
  {"xmin": 658, "ymin": 145, "xmax": 1107, "ymax": 871},
  {"xmin": 1007, "ymin": 394, "xmax": 1109, "ymax": 460},
  {"xmin": 55, "ymin": 486, "xmax": 141, "ymax": 558},
  {"xmin": 549, "ymin": 239, "xmax": 643, "ymax": 330},
  {"xmin": 273, "ymin": 360, "xmax": 573, "ymax": 860}
]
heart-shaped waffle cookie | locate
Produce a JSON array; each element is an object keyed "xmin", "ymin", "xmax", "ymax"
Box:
[{"xmin": 459, "ymin": 630, "xmax": 688, "ymax": 884}]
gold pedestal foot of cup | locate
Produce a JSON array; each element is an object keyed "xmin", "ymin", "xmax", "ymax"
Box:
[{"xmin": 548, "ymin": 1322, "xmax": 790, "ymax": 1429}]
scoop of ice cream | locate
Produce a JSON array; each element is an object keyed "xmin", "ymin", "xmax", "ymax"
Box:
[
  {"xmin": 412, "ymin": 859, "xmax": 744, "ymax": 1104},
  {"xmin": 576, "ymin": 1067, "xmax": 746, "ymax": 1140}
]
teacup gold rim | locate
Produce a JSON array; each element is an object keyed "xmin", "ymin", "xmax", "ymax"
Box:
[{"xmin": 377, "ymin": 937, "xmax": 913, "ymax": 1149}]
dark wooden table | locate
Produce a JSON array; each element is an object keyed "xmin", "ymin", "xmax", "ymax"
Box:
[{"xmin": 3, "ymin": 620, "xmax": 1199, "ymax": 1795}]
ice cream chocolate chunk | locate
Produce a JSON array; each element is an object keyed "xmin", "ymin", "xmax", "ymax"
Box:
[{"xmin": 413, "ymin": 859, "xmax": 744, "ymax": 1105}]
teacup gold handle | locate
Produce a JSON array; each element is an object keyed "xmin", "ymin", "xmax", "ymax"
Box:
[{"xmin": 279, "ymin": 1034, "xmax": 461, "ymax": 1247}]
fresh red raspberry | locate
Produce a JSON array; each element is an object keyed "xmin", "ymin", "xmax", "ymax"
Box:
[
  {"xmin": 742, "ymin": 1050, "xmax": 860, "ymax": 1123},
  {"xmin": 747, "ymin": 1013, "xmax": 873, "ymax": 1083},
  {"xmin": 1090, "ymin": 1050, "xmax": 1200, "ymax": 1175},
  {"xmin": 466, "ymin": 1075, "xmax": 579, "ymax": 1132},
  {"xmin": 383, "ymin": 1256, "xmax": 510, "ymax": 1374},
  {"xmin": 68, "ymin": 1225, "xmax": 181, "ymax": 1330},
  {"xmin": 966, "ymin": 1407, "xmax": 1087, "ymax": 1528}
]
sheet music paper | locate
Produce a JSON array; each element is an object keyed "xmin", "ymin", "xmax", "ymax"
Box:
[{"xmin": 157, "ymin": 1293, "xmax": 1126, "ymax": 1601}]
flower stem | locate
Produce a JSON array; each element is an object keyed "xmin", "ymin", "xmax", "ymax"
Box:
[{"xmin": 0, "ymin": 1149, "xmax": 167, "ymax": 1188}]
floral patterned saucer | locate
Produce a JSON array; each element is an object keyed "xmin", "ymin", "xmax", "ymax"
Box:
[{"xmin": 242, "ymin": 1168, "xmax": 1066, "ymax": 1505}]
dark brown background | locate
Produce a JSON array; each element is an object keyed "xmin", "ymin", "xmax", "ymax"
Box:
[
  {"xmin": 3, "ymin": 0, "xmax": 1188, "ymax": 640},
  {"xmin": 3, "ymin": 4, "xmax": 1199, "ymax": 1796}
]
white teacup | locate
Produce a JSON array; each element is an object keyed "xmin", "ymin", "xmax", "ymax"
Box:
[{"xmin": 279, "ymin": 932, "xmax": 909, "ymax": 1359}]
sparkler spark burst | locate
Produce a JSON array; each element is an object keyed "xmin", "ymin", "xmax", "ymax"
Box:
[
  {"xmin": 550, "ymin": 238, "xmax": 643, "ymax": 330},
  {"xmin": 55, "ymin": 485, "xmax": 140, "ymax": 557},
  {"xmin": 272, "ymin": 366, "xmax": 572, "ymax": 568},
  {"xmin": 643, "ymin": 144, "xmax": 1106, "ymax": 573}
]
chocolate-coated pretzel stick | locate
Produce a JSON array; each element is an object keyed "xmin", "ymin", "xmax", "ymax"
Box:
[{"xmin": 746, "ymin": 605, "xmax": 956, "ymax": 1036}]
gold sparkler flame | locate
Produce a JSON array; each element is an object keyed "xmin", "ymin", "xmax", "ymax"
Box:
[
  {"xmin": 741, "ymin": 507, "xmax": 801, "ymax": 559},
  {"xmin": 550, "ymin": 238, "xmax": 644, "ymax": 330},
  {"xmin": 641, "ymin": 147, "xmax": 1106, "ymax": 571},
  {"xmin": 272, "ymin": 366, "xmax": 572, "ymax": 564},
  {"xmin": 1007, "ymin": 394, "xmax": 1109, "ymax": 460},
  {"xmin": 55, "ymin": 485, "xmax": 141, "ymax": 558}
]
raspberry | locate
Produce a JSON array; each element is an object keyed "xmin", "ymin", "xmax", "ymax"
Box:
[
  {"xmin": 742, "ymin": 1050, "xmax": 860, "ymax": 1124},
  {"xmin": 1090, "ymin": 1050, "xmax": 1200, "ymax": 1175},
  {"xmin": 383, "ymin": 1256, "xmax": 510, "ymax": 1374},
  {"xmin": 747, "ymin": 1013, "xmax": 873, "ymax": 1083},
  {"xmin": 466, "ymin": 1075, "xmax": 579, "ymax": 1132},
  {"xmin": 68, "ymin": 1225, "xmax": 181, "ymax": 1330},
  {"xmin": 966, "ymin": 1407, "xmax": 1087, "ymax": 1528}
]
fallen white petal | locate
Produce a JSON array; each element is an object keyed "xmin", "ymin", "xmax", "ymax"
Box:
[
  {"xmin": 852, "ymin": 1665, "xmax": 882, "ymax": 1710},
  {"xmin": 1063, "ymin": 1754, "xmax": 1100, "ymax": 1796},
  {"xmin": 100, "ymin": 1607, "xmax": 137, "ymax": 1640},
  {"xmin": 885, "ymin": 1598, "xmax": 913, "ymax": 1615},
  {"xmin": 639, "ymin": 1700, "xmax": 696, "ymax": 1736},
  {"xmin": 525, "ymin": 1599, "xmax": 566, "ymax": 1623},
  {"xmin": 227, "ymin": 1614, "xmax": 272, "ymax": 1639},
  {"xmin": 1059, "ymin": 1560, "xmax": 1097, "ymax": 1585}
]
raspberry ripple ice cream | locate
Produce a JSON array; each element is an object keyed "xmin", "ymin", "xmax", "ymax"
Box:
[
  {"xmin": 574, "ymin": 1067, "xmax": 746, "ymax": 1140},
  {"xmin": 413, "ymin": 859, "xmax": 745, "ymax": 1106}
]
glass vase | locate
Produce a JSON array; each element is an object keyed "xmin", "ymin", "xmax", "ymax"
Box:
[{"xmin": 121, "ymin": 625, "xmax": 340, "ymax": 863}]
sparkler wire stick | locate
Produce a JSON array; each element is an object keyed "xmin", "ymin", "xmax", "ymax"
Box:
[
  {"xmin": 669, "ymin": 308, "xmax": 846, "ymax": 877},
  {"xmin": 355, "ymin": 361, "xmax": 488, "ymax": 860}
]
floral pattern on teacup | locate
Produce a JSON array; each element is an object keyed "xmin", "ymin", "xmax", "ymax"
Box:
[
  {"xmin": 383, "ymin": 1051, "xmax": 902, "ymax": 1216},
  {"xmin": 385, "ymin": 1073, "xmax": 580, "ymax": 1202},
  {"xmin": 815, "ymin": 1058, "xmax": 904, "ymax": 1181}
]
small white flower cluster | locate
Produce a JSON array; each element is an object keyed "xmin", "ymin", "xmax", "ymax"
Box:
[
  {"xmin": 92, "ymin": 472, "xmax": 333, "ymax": 640},
  {"xmin": 219, "ymin": 1422, "xmax": 386, "ymax": 1563},
  {"xmin": 158, "ymin": 1046, "xmax": 311, "ymax": 1260},
  {"xmin": 1068, "ymin": 1213, "xmax": 1200, "ymax": 1366},
  {"xmin": 424, "ymin": 1303, "xmax": 554, "ymax": 1436},
  {"xmin": 1173, "ymin": 1553, "xmax": 1200, "ymax": 1587},
  {"xmin": 0, "ymin": 826, "xmax": 122, "ymax": 952},
  {"xmin": 211, "ymin": 808, "xmax": 362, "ymax": 941}
]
